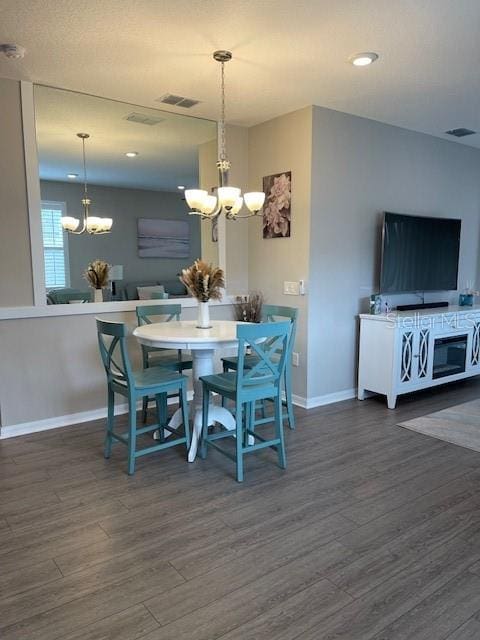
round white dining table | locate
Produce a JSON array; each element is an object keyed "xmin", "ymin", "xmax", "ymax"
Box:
[{"xmin": 133, "ymin": 319, "xmax": 243, "ymax": 462}]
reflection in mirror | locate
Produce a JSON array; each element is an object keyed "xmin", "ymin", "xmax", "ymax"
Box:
[{"xmin": 34, "ymin": 85, "xmax": 218, "ymax": 304}]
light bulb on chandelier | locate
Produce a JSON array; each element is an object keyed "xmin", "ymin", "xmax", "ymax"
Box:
[
  {"xmin": 61, "ymin": 133, "xmax": 113, "ymax": 235},
  {"xmin": 185, "ymin": 50, "xmax": 265, "ymax": 220}
]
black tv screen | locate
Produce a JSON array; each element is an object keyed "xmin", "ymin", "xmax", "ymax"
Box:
[{"xmin": 380, "ymin": 212, "xmax": 461, "ymax": 293}]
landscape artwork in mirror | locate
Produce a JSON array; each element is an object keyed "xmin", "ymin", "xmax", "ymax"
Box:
[
  {"xmin": 137, "ymin": 218, "xmax": 190, "ymax": 258},
  {"xmin": 262, "ymin": 171, "xmax": 291, "ymax": 239}
]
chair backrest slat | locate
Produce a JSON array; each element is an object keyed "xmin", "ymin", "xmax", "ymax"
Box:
[
  {"xmin": 96, "ymin": 319, "xmax": 133, "ymax": 389},
  {"xmin": 136, "ymin": 304, "xmax": 182, "ymax": 326},
  {"xmin": 236, "ymin": 321, "xmax": 291, "ymax": 392},
  {"xmin": 261, "ymin": 304, "xmax": 298, "ymax": 357}
]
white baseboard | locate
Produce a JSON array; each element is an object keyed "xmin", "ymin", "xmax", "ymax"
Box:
[
  {"xmin": 1, "ymin": 388, "xmax": 357, "ymax": 439},
  {"xmin": 0, "ymin": 392, "xmax": 194, "ymax": 440},
  {"xmin": 292, "ymin": 388, "xmax": 357, "ymax": 410}
]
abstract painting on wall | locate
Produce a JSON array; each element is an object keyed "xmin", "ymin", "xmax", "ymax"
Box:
[
  {"xmin": 262, "ymin": 171, "xmax": 291, "ymax": 239},
  {"xmin": 137, "ymin": 218, "xmax": 190, "ymax": 258}
]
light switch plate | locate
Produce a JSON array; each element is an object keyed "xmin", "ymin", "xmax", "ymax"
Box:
[{"xmin": 284, "ymin": 281, "xmax": 300, "ymax": 295}]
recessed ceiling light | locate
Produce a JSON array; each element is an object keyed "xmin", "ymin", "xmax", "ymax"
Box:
[
  {"xmin": 125, "ymin": 151, "xmax": 139, "ymax": 157},
  {"xmin": 177, "ymin": 185, "xmax": 185, "ymax": 190},
  {"xmin": 67, "ymin": 173, "xmax": 78, "ymax": 179},
  {"xmin": 349, "ymin": 52, "xmax": 379, "ymax": 67},
  {"xmin": 0, "ymin": 43, "xmax": 26, "ymax": 59}
]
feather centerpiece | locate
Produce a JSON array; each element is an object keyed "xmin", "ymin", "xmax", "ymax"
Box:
[
  {"xmin": 180, "ymin": 260, "xmax": 225, "ymax": 303},
  {"xmin": 84, "ymin": 259, "xmax": 110, "ymax": 290},
  {"xmin": 234, "ymin": 291, "xmax": 264, "ymax": 323}
]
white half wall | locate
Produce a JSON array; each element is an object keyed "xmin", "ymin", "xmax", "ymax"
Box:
[{"xmin": 0, "ymin": 303, "xmax": 234, "ymax": 429}]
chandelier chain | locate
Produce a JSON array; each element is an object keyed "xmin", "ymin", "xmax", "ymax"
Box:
[
  {"xmin": 82, "ymin": 136, "xmax": 88, "ymax": 196},
  {"xmin": 220, "ymin": 60, "xmax": 226, "ymax": 162}
]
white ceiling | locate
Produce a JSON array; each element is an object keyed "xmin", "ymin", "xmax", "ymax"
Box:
[
  {"xmin": 34, "ymin": 85, "xmax": 216, "ymax": 191},
  {"xmin": 1, "ymin": 0, "xmax": 480, "ymax": 147}
]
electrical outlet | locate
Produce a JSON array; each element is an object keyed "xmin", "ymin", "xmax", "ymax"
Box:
[
  {"xmin": 292, "ymin": 352, "xmax": 300, "ymax": 366},
  {"xmin": 284, "ymin": 281, "xmax": 300, "ymax": 295}
]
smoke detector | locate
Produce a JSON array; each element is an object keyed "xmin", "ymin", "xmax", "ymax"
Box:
[{"xmin": 0, "ymin": 44, "xmax": 26, "ymax": 60}]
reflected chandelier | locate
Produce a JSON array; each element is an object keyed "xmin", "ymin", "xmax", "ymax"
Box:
[
  {"xmin": 61, "ymin": 133, "xmax": 113, "ymax": 234},
  {"xmin": 186, "ymin": 50, "xmax": 265, "ymax": 220}
]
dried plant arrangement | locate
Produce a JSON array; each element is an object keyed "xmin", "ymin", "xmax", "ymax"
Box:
[
  {"xmin": 234, "ymin": 291, "xmax": 264, "ymax": 323},
  {"xmin": 180, "ymin": 259, "xmax": 225, "ymax": 302},
  {"xmin": 84, "ymin": 259, "xmax": 110, "ymax": 290}
]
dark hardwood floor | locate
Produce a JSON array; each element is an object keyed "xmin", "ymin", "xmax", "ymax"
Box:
[{"xmin": 1, "ymin": 380, "xmax": 480, "ymax": 639}]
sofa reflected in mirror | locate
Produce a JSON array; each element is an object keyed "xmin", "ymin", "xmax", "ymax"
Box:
[
  {"xmin": 46, "ymin": 288, "xmax": 93, "ymax": 304},
  {"xmin": 46, "ymin": 278, "xmax": 190, "ymax": 304}
]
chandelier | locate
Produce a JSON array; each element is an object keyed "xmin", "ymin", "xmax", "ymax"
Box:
[
  {"xmin": 61, "ymin": 133, "xmax": 113, "ymax": 234},
  {"xmin": 186, "ymin": 50, "xmax": 265, "ymax": 220}
]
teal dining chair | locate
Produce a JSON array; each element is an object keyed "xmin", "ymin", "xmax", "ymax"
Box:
[
  {"xmin": 136, "ymin": 304, "xmax": 193, "ymax": 422},
  {"xmin": 96, "ymin": 319, "xmax": 190, "ymax": 475},
  {"xmin": 221, "ymin": 304, "xmax": 298, "ymax": 429},
  {"xmin": 199, "ymin": 321, "xmax": 291, "ymax": 482}
]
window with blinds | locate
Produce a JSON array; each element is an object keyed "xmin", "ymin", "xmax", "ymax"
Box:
[{"xmin": 41, "ymin": 201, "xmax": 70, "ymax": 289}]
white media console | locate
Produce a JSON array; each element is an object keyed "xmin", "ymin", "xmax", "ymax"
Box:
[{"xmin": 358, "ymin": 305, "xmax": 480, "ymax": 408}]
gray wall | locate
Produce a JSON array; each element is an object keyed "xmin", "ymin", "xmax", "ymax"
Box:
[
  {"xmin": 247, "ymin": 107, "xmax": 313, "ymax": 400},
  {"xmin": 40, "ymin": 181, "xmax": 201, "ymax": 290},
  {"xmin": 308, "ymin": 105, "xmax": 480, "ymax": 399},
  {"xmin": 0, "ymin": 78, "xmax": 34, "ymax": 306}
]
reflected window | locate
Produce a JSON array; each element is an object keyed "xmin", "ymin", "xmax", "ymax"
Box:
[{"xmin": 41, "ymin": 201, "xmax": 70, "ymax": 288}]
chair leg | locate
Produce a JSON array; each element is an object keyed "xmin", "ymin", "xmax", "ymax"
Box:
[
  {"xmin": 246, "ymin": 401, "xmax": 255, "ymax": 446},
  {"xmin": 127, "ymin": 396, "xmax": 137, "ymax": 476},
  {"xmin": 274, "ymin": 393, "xmax": 287, "ymax": 470},
  {"xmin": 180, "ymin": 383, "xmax": 191, "ymax": 452},
  {"xmin": 200, "ymin": 385, "xmax": 210, "ymax": 459},
  {"xmin": 104, "ymin": 386, "xmax": 114, "ymax": 459},
  {"xmin": 221, "ymin": 362, "xmax": 228, "ymax": 407},
  {"xmin": 284, "ymin": 366, "xmax": 295, "ymax": 430},
  {"xmin": 142, "ymin": 396, "xmax": 149, "ymax": 424},
  {"xmin": 236, "ymin": 403, "xmax": 244, "ymax": 482},
  {"xmin": 261, "ymin": 398, "xmax": 267, "ymax": 420},
  {"xmin": 155, "ymin": 393, "xmax": 167, "ymax": 443}
]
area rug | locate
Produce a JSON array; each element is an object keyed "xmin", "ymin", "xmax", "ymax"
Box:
[{"xmin": 398, "ymin": 399, "xmax": 480, "ymax": 453}]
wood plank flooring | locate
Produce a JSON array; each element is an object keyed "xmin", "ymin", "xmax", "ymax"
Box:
[{"xmin": 1, "ymin": 380, "xmax": 480, "ymax": 639}]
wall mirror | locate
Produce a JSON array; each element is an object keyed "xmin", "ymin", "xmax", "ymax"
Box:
[{"xmin": 33, "ymin": 85, "xmax": 219, "ymax": 305}]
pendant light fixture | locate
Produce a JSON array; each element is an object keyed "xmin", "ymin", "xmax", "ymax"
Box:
[
  {"xmin": 61, "ymin": 133, "xmax": 113, "ymax": 234},
  {"xmin": 185, "ymin": 51, "xmax": 265, "ymax": 220}
]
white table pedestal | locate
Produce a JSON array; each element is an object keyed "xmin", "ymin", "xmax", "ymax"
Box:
[{"xmin": 166, "ymin": 349, "xmax": 236, "ymax": 462}]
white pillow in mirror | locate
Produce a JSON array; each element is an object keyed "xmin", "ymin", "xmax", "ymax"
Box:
[{"xmin": 137, "ymin": 285, "xmax": 166, "ymax": 300}]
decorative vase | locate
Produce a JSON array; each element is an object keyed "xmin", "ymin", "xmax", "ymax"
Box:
[
  {"xmin": 93, "ymin": 288, "xmax": 103, "ymax": 303},
  {"xmin": 197, "ymin": 301, "xmax": 211, "ymax": 329}
]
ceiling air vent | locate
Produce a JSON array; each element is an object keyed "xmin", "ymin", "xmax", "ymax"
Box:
[
  {"xmin": 445, "ymin": 128, "xmax": 476, "ymax": 138},
  {"xmin": 156, "ymin": 93, "xmax": 201, "ymax": 108},
  {"xmin": 124, "ymin": 112, "xmax": 164, "ymax": 126}
]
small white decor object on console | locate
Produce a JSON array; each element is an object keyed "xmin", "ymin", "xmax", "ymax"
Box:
[{"xmin": 358, "ymin": 305, "xmax": 480, "ymax": 409}]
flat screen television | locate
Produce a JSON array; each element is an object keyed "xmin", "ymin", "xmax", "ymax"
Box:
[{"xmin": 380, "ymin": 212, "xmax": 461, "ymax": 293}]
